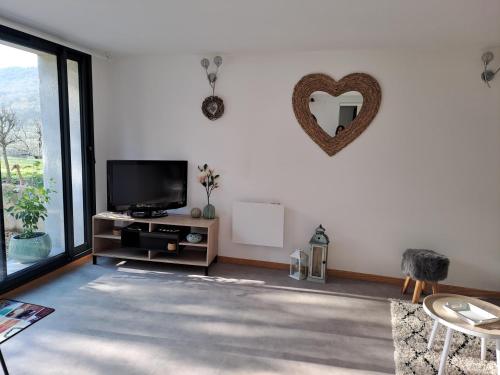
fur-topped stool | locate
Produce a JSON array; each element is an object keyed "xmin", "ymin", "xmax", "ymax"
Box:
[{"xmin": 401, "ymin": 249, "xmax": 450, "ymax": 303}]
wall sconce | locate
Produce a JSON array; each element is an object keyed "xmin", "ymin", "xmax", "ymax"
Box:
[
  {"xmin": 200, "ymin": 56, "xmax": 224, "ymax": 120},
  {"xmin": 481, "ymin": 51, "xmax": 500, "ymax": 88}
]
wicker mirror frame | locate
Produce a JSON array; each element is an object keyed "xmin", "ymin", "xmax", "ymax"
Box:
[
  {"xmin": 202, "ymin": 95, "xmax": 225, "ymax": 120},
  {"xmin": 292, "ymin": 73, "xmax": 381, "ymax": 156}
]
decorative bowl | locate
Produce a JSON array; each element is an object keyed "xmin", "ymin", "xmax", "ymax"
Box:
[{"xmin": 186, "ymin": 233, "xmax": 203, "ymax": 244}]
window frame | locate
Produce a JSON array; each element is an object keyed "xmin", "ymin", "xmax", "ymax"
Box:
[{"xmin": 0, "ymin": 24, "xmax": 95, "ymax": 293}]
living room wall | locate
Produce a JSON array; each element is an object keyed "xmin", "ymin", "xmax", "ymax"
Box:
[{"xmin": 94, "ymin": 48, "xmax": 500, "ymax": 291}]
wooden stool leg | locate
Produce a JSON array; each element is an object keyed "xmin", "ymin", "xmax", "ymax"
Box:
[
  {"xmin": 412, "ymin": 280, "xmax": 423, "ymax": 303},
  {"xmin": 401, "ymin": 276, "xmax": 411, "ymax": 294},
  {"xmin": 432, "ymin": 283, "xmax": 439, "ymax": 294}
]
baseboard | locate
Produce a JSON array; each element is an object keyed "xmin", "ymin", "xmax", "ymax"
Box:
[
  {"xmin": 327, "ymin": 268, "xmax": 403, "ymax": 285},
  {"xmin": 435, "ymin": 284, "xmax": 500, "ymax": 298},
  {"xmin": 218, "ymin": 256, "xmax": 289, "ymax": 270},
  {"xmin": 218, "ymin": 255, "xmax": 500, "ymax": 298}
]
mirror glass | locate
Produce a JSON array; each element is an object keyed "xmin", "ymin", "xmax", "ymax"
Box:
[{"xmin": 309, "ymin": 91, "xmax": 363, "ymax": 137}]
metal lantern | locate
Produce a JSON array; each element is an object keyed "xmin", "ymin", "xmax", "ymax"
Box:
[
  {"xmin": 289, "ymin": 249, "xmax": 308, "ymax": 280},
  {"xmin": 308, "ymin": 224, "xmax": 330, "ymax": 283}
]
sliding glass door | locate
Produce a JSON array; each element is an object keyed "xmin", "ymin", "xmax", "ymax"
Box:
[
  {"xmin": 65, "ymin": 54, "xmax": 94, "ymax": 256},
  {"xmin": 0, "ymin": 25, "xmax": 94, "ymax": 288}
]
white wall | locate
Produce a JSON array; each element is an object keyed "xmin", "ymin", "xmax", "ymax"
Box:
[
  {"xmin": 95, "ymin": 48, "xmax": 500, "ymax": 291},
  {"xmin": 92, "ymin": 57, "xmax": 112, "ymax": 213}
]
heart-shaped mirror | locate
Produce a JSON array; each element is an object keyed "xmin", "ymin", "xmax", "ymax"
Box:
[
  {"xmin": 293, "ymin": 73, "xmax": 381, "ymax": 156},
  {"xmin": 309, "ymin": 90, "xmax": 363, "ymax": 137}
]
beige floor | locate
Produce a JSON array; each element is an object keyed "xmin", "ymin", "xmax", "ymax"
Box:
[{"xmin": 2, "ymin": 259, "xmax": 404, "ymax": 374}]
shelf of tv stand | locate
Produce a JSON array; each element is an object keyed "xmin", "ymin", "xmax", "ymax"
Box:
[
  {"xmin": 94, "ymin": 232, "xmax": 121, "ymax": 240},
  {"xmin": 94, "ymin": 247, "xmax": 208, "ymax": 266},
  {"xmin": 178, "ymin": 241, "xmax": 207, "ymax": 248},
  {"xmin": 94, "ymin": 234, "xmax": 208, "ymax": 247},
  {"xmin": 92, "ymin": 212, "xmax": 219, "ymax": 274}
]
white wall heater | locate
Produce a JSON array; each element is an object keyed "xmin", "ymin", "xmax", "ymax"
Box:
[{"xmin": 232, "ymin": 201, "xmax": 284, "ymax": 248}]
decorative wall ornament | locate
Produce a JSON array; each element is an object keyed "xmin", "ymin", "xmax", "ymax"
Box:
[
  {"xmin": 292, "ymin": 73, "xmax": 381, "ymax": 156},
  {"xmin": 200, "ymin": 56, "xmax": 224, "ymax": 120},
  {"xmin": 481, "ymin": 51, "xmax": 500, "ymax": 87},
  {"xmin": 202, "ymin": 96, "xmax": 224, "ymax": 120}
]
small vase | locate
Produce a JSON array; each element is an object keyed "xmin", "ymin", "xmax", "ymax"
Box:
[
  {"xmin": 190, "ymin": 207, "xmax": 202, "ymax": 218},
  {"xmin": 203, "ymin": 204, "xmax": 216, "ymax": 219}
]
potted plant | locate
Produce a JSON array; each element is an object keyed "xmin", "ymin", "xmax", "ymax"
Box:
[
  {"xmin": 6, "ymin": 185, "xmax": 53, "ymax": 263},
  {"xmin": 198, "ymin": 164, "xmax": 220, "ymax": 219}
]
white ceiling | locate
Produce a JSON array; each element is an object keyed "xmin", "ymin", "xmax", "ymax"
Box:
[{"xmin": 0, "ymin": 0, "xmax": 499, "ymax": 57}]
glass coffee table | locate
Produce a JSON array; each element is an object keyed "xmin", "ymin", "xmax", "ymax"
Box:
[
  {"xmin": 0, "ymin": 299, "xmax": 54, "ymax": 375},
  {"xmin": 423, "ymin": 294, "xmax": 500, "ymax": 375}
]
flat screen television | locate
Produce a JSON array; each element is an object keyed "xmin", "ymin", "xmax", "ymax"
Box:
[{"xmin": 107, "ymin": 160, "xmax": 187, "ymax": 213}]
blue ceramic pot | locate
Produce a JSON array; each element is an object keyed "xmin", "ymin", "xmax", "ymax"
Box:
[
  {"xmin": 8, "ymin": 232, "xmax": 52, "ymax": 264},
  {"xmin": 203, "ymin": 204, "xmax": 216, "ymax": 219}
]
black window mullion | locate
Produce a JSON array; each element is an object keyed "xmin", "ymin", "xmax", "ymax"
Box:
[
  {"xmin": 74, "ymin": 57, "xmax": 89, "ymax": 253},
  {"xmin": 0, "ymin": 185, "xmax": 7, "ymax": 281},
  {"xmin": 57, "ymin": 52, "xmax": 75, "ymax": 260},
  {"xmin": 80, "ymin": 55, "xmax": 96, "ymax": 253}
]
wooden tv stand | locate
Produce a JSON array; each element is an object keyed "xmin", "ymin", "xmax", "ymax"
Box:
[{"xmin": 92, "ymin": 212, "xmax": 219, "ymax": 275}]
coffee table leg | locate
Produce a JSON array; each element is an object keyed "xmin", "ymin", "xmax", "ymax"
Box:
[
  {"xmin": 428, "ymin": 320, "xmax": 439, "ymax": 350},
  {"xmin": 438, "ymin": 327, "xmax": 453, "ymax": 375},
  {"xmin": 481, "ymin": 338, "xmax": 486, "ymax": 360},
  {"xmin": 0, "ymin": 348, "xmax": 9, "ymax": 375}
]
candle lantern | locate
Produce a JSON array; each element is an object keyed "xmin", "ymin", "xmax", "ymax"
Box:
[
  {"xmin": 308, "ymin": 224, "xmax": 330, "ymax": 283},
  {"xmin": 289, "ymin": 249, "xmax": 308, "ymax": 280}
]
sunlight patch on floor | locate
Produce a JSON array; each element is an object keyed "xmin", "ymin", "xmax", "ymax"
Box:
[
  {"xmin": 188, "ymin": 274, "xmax": 267, "ymax": 285},
  {"xmin": 164, "ymin": 304, "xmax": 224, "ymax": 316},
  {"xmin": 116, "ymin": 265, "xmax": 175, "ymax": 275},
  {"xmin": 83, "ymin": 281, "xmax": 133, "ymax": 293}
]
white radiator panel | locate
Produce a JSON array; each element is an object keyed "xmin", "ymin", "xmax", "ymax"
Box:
[{"xmin": 232, "ymin": 202, "xmax": 284, "ymax": 247}]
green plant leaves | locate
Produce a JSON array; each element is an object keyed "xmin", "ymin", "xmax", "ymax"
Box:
[{"xmin": 7, "ymin": 185, "xmax": 53, "ymax": 238}]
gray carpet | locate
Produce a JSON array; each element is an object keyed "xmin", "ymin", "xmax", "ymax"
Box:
[
  {"xmin": 391, "ymin": 299, "xmax": 497, "ymax": 375},
  {"xmin": 3, "ymin": 260, "xmax": 403, "ymax": 374}
]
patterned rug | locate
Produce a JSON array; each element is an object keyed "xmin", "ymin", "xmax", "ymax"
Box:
[{"xmin": 391, "ymin": 299, "xmax": 497, "ymax": 375}]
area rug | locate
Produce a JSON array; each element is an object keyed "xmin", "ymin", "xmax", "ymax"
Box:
[
  {"xmin": 390, "ymin": 299, "xmax": 497, "ymax": 375},
  {"xmin": 0, "ymin": 299, "xmax": 54, "ymax": 343}
]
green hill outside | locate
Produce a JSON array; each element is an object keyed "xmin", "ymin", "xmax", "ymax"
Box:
[{"xmin": 0, "ymin": 66, "xmax": 43, "ymax": 185}]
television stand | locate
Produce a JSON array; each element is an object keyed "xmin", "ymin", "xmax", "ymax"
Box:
[{"xmin": 92, "ymin": 212, "xmax": 219, "ymax": 275}]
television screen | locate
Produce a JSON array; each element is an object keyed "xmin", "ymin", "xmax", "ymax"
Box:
[{"xmin": 107, "ymin": 160, "xmax": 187, "ymax": 212}]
